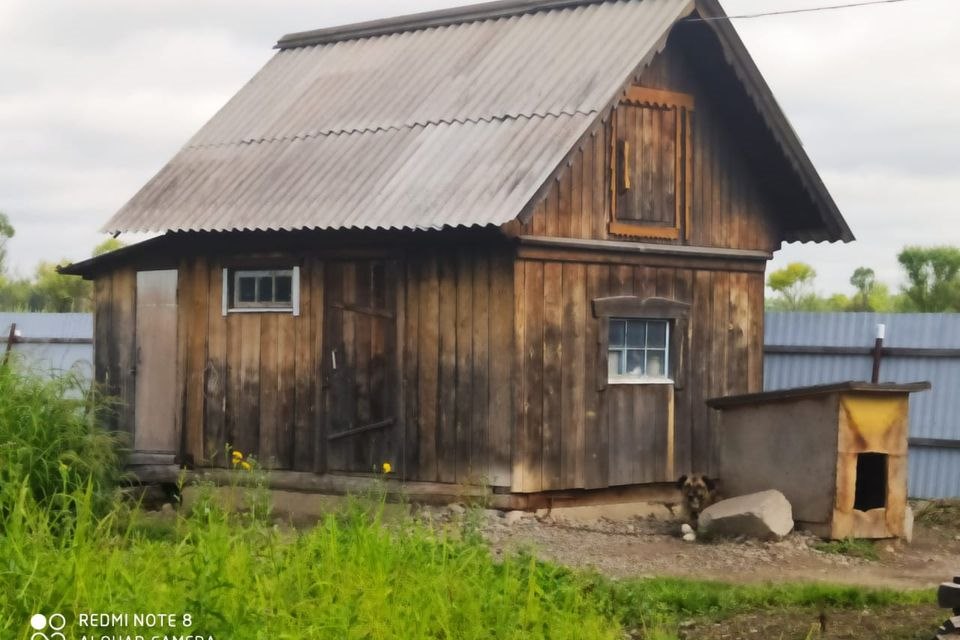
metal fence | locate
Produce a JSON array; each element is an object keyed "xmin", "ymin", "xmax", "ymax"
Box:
[
  {"xmin": 765, "ymin": 312, "xmax": 960, "ymax": 499},
  {"xmin": 1, "ymin": 313, "xmax": 94, "ymax": 379}
]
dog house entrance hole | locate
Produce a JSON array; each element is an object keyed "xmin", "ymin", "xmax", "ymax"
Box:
[{"xmin": 854, "ymin": 453, "xmax": 887, "ymax": 511}]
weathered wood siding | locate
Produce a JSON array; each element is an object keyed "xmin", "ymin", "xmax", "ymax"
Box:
[
  {"xmin": 175, "ymin": 255, "xmax": 320, "ymax": 470},
  {"xmin": 153, "ymin": 245, "xmax": 516, "ymax": 485},
  {"xmin": 521, "ymin": 40, "xmax": 780, "ymax": 253},
  {"xmin": 93, "ymin": 268, "xmax": 137, "ymax": 438},
  {"xmin": 512, "ymin": 258, "xmax": 764, "ymax": 492},
  {"xmin": 402, "ymin": 247, "xmax": 515, "ymax": 486}
]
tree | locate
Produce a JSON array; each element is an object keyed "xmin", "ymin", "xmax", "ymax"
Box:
[
  {"xmin": 766, "ymin": 262, "xmax": 820, "ymax": 310},
  {"xmin": 0, "ymin": 230, "xmax": 109, "ymax": 312},
  {"xmin": 29, "ymin": 261, "xmax": 92, "ymax": 312},
  {"xmin": 897, "ymin": 246, "xmax": 960, "ymax": 312},
  {"xmin": 93, "ymin": 237, "xmax": 125, "ymax": 257},
  {"xmin": 0, "ymin": 211, "xmax": 14, "ymax": 275},
  {"xmin": 849, "ymin": 267, "xmax": 876, "ymax": 311}
]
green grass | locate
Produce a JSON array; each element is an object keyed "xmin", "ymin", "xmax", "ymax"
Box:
[
  {"xmin": 0, "ymin": 362, "xmax": 935, "ymax": 639},
  {"xmin": 812, "ymin": 537, "xmax": 880, "ymax": 561},
  {"xmin": 914, "ymin": 499, "xmax": 960, "ymax": 529},
  {"xmin": 596, "ymin": 575, "xmax": 930, "ymax": 630}
]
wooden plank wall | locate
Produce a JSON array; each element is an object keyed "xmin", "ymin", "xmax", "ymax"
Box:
[
  {"xmin": 142, "ymin": 246, "xmax": 517, "ymax": 487},
  {"xmin": 512, "ymin": 258, "xmax": 765, "ymax": 492},
  {"xmin": 521, "ymin": 39, "xmax": 780, "ymax": 253},
  {"xmin": 323, "ymin": 260, "xmax": 398, "ymax": 474},
  {"xmin": 93, "ymin": 268, "xmax": 137, "ymax": 438},
  {"xmin": 178, "ymin": 255, "xmax": 321, "ymax": 471},
  {"xmin": 403, "ymin": 247, "xmax": 514, "ymax": 486}
]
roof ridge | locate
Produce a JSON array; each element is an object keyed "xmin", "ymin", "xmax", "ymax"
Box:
[
  {"xmin": 186, "ymin": 108, "xmax": 598, "ymax": 149},
  {"xmin": 276, "ymin": 0, "xmax": 614, "ymax": 49}
]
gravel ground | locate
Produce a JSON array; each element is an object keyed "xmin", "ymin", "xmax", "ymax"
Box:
[{"xmin": 415, "ymin": 504, "xmax": 960, "ymax": 589}]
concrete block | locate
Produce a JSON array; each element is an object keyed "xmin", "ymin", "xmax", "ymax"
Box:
[
  {"xmin": 550, "ymin": 501, "xmax": 673, "ymax": 525},
  {"xmin": 902, "ymin": 504, "xmax": 914, "ymax": 544},
  {"xmin": 699, "ymin": 490, "xmax": 794, "ymax": 540}
]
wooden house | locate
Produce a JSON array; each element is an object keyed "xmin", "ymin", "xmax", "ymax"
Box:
[{"xmin": 63, "ymin": 0, "xmax": 853, "ymax": 507}]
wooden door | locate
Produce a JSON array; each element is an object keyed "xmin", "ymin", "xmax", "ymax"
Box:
[
  {"xmin": 323, "ymin": 260, "xmax": 398, "ymax": 473},
  {"xmin": 134, "ymin": 270, "xmax": 179, "ymax": 456},
  {"xmin": 606, "ymin": 384, "xmax": 673, "ymax": 486}
]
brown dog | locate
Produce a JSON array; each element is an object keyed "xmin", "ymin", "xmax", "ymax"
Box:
[{"xmin": 677, "ymin": 474, "xmax": 718, "ymax": 524}]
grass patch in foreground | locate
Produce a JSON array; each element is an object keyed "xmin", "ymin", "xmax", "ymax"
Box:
[
  {"xmin": 812, "ymin": 537, "xmax": 880, "ymax": 561},
  {"xmin": 1, "ymin": 492, "xmax": 621, "ymax": 640},
  {"xmin": 596, "ymin": 575, "xmax": 930, "ymax": 625}
]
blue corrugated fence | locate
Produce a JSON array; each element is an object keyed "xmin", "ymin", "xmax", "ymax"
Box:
[{"xmin": 0, "ymin": 313, "xmax": 93, "ymax": 379}]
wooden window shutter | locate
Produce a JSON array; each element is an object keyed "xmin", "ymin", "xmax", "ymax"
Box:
[{"xmin": 609, "ymin": 86, "xmax": 694, "ymax": 241}]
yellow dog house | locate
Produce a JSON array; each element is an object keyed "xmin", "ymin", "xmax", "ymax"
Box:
[{"xmin": 708, "ymin": 382, "xmax": 930, "ymax": 539}]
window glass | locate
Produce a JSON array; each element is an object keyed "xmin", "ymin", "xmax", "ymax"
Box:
[
  {"xmin": 625, "ymin": 350, "xmax": 644, "ymax": 375},
  {"xmin": 647, "ymin": 350, "xmax": 665, "ymax": 377},
  {"xmin": 626, "ymin": 322, "xmax": 646, "ymax": 348},
  {"xmin": 258, "ymin": 276, "xmax": 274, "ymax": 302},
  {"xmin": 238, "ymin": 277, "xmax": 256, "ymax": 303},
  {"xmin": 607, "ymin": 351, "xmax": 622, "ymax": 379},
  {"xmin": 607, "ymin": 318, "xmax": 671, "ymax": 383},
  {"xmin": 648, "ymin": 322, "xmax": 667, "ymax": 348},
  {"xmin": 275, "ymin": 276, "xmax": 292, "ymax": 303},
  {"xmin": 231, "ymin": 269, "xmax": 296, "ymax": 311},
  {"xmin": 609, "ymin": 320, "xmax": 625, "ymax": 347}
]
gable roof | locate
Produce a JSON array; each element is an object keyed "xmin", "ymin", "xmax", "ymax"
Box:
[{"xmin": 102, "ymin": 0, "xmax": 852, "ymax": 243}]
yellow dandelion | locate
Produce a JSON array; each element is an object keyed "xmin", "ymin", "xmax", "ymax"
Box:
[
  {"xmin": 240, "ymin": 460, "xmax": 252, "ymax": 471},
  {"xmin": 231, "ymin": 450, "xmax": 244, "ymax": 461},
  {"xmin": 382, "ymin": 462, "xmax": 392, "ymax": 474}
]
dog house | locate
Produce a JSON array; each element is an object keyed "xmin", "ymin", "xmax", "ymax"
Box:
[{"xmin": 707, "ymin": 382, "xmax": 930, "ymax": 540}]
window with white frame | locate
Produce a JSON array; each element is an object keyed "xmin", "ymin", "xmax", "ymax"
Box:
[
  {"xmin": 607, "ymin": 318, "xmax": 671, "ymax": 383},
  {"xmin": 224, "ymin": 267, "xmax": 300, "ymax": 314}
]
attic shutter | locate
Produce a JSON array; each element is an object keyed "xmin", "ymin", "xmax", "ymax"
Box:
[{"xmin": 610, "ymin": 86, "xmax": 694, "ymax": 240}]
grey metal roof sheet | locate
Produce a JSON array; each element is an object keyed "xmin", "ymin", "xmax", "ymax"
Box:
[
  {"xmin": 102, "ymin": 0, "xmax": 695, "ymax": 234},
  {"xmin": 100, "ymin": 0, "xmax": 850, "ymax": 241}
]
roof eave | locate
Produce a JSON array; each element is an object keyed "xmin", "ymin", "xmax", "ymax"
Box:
[{"xmin": 58, "ymin": 234, "xmax": 172, "ymax": 279}]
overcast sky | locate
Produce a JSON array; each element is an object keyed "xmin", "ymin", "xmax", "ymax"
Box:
[{"xmin": 1, "ymin": 0, "xmax": 957, "ymax": 295}]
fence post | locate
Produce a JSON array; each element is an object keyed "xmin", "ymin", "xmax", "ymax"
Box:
[
  {"xmin": 2, "ymin": 322, "xmax": 17, "ymax": 367},
  {"xmin": 871, "ymin": 323, "xmax": 885, "ymax": 383}
]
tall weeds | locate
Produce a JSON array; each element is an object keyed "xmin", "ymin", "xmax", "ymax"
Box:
[{"xmin": 0, "ymin": 359, "xmax": 123, "ymax": 526}]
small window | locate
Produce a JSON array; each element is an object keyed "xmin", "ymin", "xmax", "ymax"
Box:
[
  {"xmin": 226, "ymin": 268, "xmax": 299, "ymax": 313},
  {"xmin": 608, "ymin": 318, "xmax": 671, "ymax": 383}
]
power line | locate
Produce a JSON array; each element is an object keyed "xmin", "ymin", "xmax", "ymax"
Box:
[{"xmin": 687, "ymin": 0, "xmax": 916, "ymax": 22}]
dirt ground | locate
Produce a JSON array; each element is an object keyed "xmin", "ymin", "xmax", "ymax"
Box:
[
  {"xmin": 468, "ymin": 507, "xmax": 959, "ymax": 638},
  {"xmin": 677, "ymin": 604, "xmax": 946, "ymax": 640},
  {"xmin": 474, "ymin": 510, "xmax": 960, "ymax": 591}
]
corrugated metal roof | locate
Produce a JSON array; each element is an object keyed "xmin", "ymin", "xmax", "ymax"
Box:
[
  {"xmin": 764, "ymin": 312, "xmax": 960, "ymax": 498},
  {"xmin": 104, "ymin": 0, "xmax": 693, "ymax": 234},
  {"xmin": 108, "ymin": 113, "xmax": 593, "ymax": 233}
]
